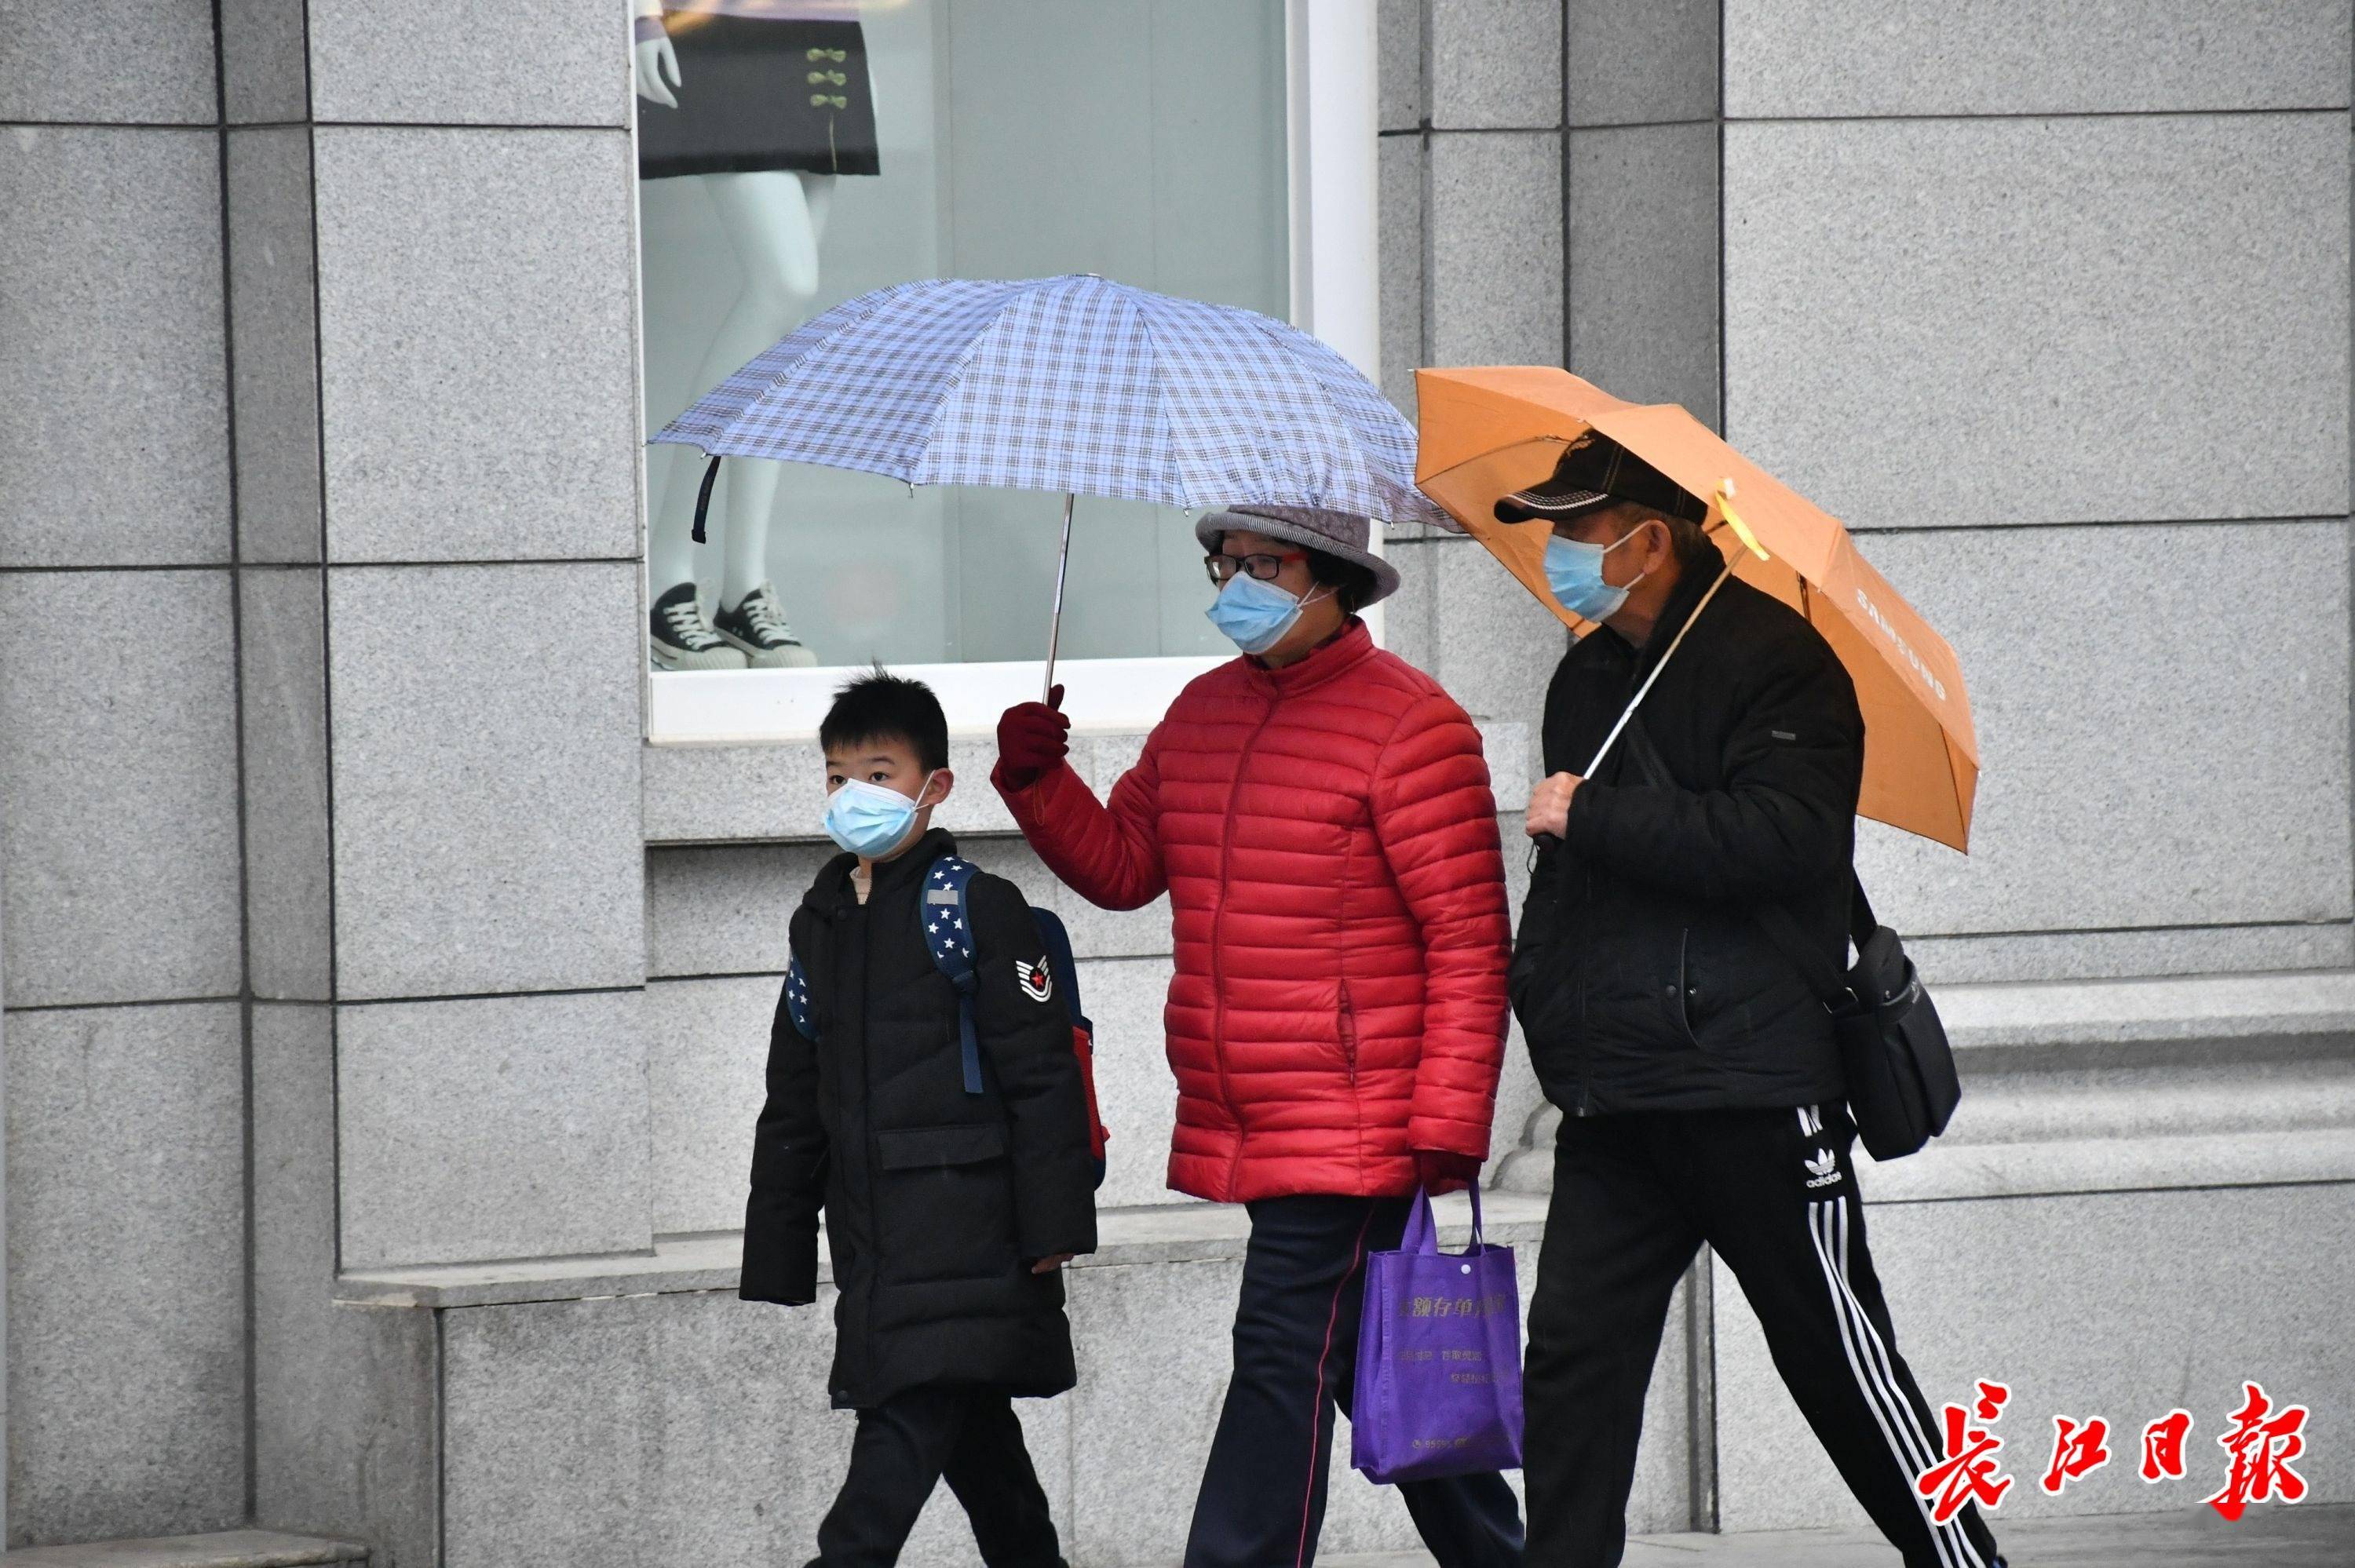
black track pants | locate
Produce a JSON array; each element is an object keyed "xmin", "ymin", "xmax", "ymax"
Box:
[
  {"xmin": 1524, "ymin": 1104, "xmax": 2003, "ymax": 1568},
  {"xmin": 812, "ymin": 1384, "xmax": 1063, "ymax": 1568}
]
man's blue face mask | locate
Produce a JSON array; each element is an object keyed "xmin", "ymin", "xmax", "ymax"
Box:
[
  {"xmin": 1206, "ymin": 573, "xmax": 1331, "ymax": 655},
  {"xmin": 1543, "ymin": 520, "xmax": 1656, "ymax": 623}
]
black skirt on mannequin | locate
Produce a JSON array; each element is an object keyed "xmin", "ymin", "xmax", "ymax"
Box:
[{"xmin": 638, "ymin": 14, "xmax": 881, "ymax": 181}]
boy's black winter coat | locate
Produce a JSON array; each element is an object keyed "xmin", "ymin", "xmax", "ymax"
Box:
[
  {"xmin": 1511, "ymin": 567, "xmax": 1866, "ymax": 1117},
  {"xmin": 741, "ymin": 827, "xmax": 1099, "ymax": 1410}
]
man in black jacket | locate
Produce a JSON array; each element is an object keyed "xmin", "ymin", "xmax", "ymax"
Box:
[
  {"xmin": 745, "ymin": 672, "xmax": 1097, "ymax": 1568},
  {"xmin": 1505, "ymin": 439, "xmax": 2003, "ymax": 1568}
]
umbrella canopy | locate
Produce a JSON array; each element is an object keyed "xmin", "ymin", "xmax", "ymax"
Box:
[
  {"xmin": 655, "ymin": 273, "xmax": 1449, "ymax": 527},
  {"xmin": 1415, "ymin": 366, "xmax": 1978, "ymax": 852}
]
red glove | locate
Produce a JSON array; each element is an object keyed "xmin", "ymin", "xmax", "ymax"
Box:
[
  {"xmin": 996, "ymin": 684, "xmax": 1071, "ymax": 792},
  {"xmin": 1414, "ymin": 1149, "xmax": 1483, "ymax": 1196}
]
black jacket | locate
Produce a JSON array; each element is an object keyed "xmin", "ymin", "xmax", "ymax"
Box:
[
  {"xmin": 741, "ymin": 827, "xmax": 1099, "ymax": 1410},
  {"xmin": 1510, "ymin": 564, "xmax": 1865, "ymax": 1116}
]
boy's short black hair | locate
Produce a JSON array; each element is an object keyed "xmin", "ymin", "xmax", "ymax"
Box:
[{"xmin": 820, "ymin": 667, "xmax": 949, "ymax": 773}]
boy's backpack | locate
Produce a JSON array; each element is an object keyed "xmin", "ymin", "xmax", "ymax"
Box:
[{"xmin": 785, "ymin": 855, "xmax": 1110, "ymax": 1188}]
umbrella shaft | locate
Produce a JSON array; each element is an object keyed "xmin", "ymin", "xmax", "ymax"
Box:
[
  {"xmin": 1042, "ymin": 492, "xmax": 1075, "ymax": 702},
  {"xmin": 1583, "ymin": 561, "xmax": 1734, "ymax": 777}
]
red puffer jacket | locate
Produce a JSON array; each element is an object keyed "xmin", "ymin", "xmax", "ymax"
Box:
[{"xmin": 995, "ymin": 621, "xmax": 1511, "ymax": 1203}]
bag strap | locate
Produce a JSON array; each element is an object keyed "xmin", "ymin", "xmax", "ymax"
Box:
[
  {"xmin": 1398, "ymin": 1183, "xmax": 1484, "ymax": 1256},
  {"xmin": 1400, "ymin": 1188, "xmax": 1437, "ymax": 1254},
  {"xmin": 1749, "ymin": 874, "xmax": 1878, "ymax": 1008},
  {"xmin": 920, "ymin": 855, "xmax": 985, "ymax": 1095}
]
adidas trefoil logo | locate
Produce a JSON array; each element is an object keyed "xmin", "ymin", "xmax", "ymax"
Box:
[{"xmin": 1804, "ymin": 1147, "xmax": 1842, "ymax": 1188}]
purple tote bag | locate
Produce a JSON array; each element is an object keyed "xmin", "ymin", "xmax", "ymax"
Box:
[{"xmin": 1349, "ymin": 1185, "xmax": 1525, "ymax": 1483}]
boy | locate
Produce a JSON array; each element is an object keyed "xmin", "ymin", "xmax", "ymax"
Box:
[{"xmin": 743, "ymin": 670, "xmax": 1098, "ymax": 1568}]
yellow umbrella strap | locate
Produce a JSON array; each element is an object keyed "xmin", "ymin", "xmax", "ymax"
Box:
[{"xmin": 1715, "ymin": 478, "xmax": 1769, "ymax": 560}]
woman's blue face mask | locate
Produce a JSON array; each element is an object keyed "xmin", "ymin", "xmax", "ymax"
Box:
[
  {"xmin": 822, "ymin": 771, "xmax": 937, "ymax": 859},
  {"xmin": 1543, "ymin": 520, "xmax": 1656, "ymax": 622},
  {"xmin": 1206, "ymin": 574, "xmax": 1331, "ymax": 655}
]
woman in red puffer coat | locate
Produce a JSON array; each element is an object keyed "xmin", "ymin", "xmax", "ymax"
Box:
[{"xmin": 994, "ymin": 504, "xmax": 1524, "ymax": 1568}]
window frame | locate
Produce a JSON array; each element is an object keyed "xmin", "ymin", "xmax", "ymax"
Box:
[{"xmin": 640, "ymin": 0, "xmax": 1384, "ymax": 743}]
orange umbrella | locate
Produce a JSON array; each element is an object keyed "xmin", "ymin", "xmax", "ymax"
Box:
[{"xmin": 1415, "ymin": 366, "xmax": 1978, "ymax": 852}]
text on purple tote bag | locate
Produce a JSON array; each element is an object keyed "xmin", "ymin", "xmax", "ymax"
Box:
[{"xmin": 1350, "ymin": 1185, "xmax": 1524, "ymax": 1483}]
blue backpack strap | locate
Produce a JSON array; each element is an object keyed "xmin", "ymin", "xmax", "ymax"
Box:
[
  {"xmin": 783, "ymin": 954, "xmax": 819, "ymax": 1041},
  {"xmin": 922, "ymin": 855, "xmax": 984, "ymax": 1095}
]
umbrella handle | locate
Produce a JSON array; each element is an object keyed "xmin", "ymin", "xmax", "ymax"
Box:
[
  {"xmin": 1042, "ymin": 492, "xmax": 1075, "ymax": 702},
  {"xmin": 691, "ymin": 454, "xmax": 722, "ymax": 544}
]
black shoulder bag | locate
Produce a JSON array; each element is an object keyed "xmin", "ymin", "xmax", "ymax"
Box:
[
  {"xmin": 1595, "ymin": 566, "xmax": 1961, "ymax": 1161},
  {"xmin": 1747, "ymin": 877, "xmax": 1960, "ymax": 1161}
]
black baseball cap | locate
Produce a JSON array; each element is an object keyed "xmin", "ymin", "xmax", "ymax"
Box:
[{"xmin": 1494, "ymin": 436, "xmax": 1707, "ymax": 525}]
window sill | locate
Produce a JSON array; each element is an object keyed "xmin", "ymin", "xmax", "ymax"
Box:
[
  {"xmin": 643, "ymin": 721, "xmax": 1530, "ymax": 845},
  {"xmin": 647, "ymin": 657, "xmax": 1227, "ymax": 746},
  {"xmin": 642, "ymin": 728, "xmax": 1152, "ymax": 845}
]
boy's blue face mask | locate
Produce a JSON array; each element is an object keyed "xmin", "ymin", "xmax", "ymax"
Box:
[
  {"xmin": 823, "ymin": 771, "xmax": 936, "ymax": 859},
  {"xmin": 1206, "ymin": 574, "xmax": 1331, "ymax": 655},
  {"xmin": 1543, "ymin": 520, "xmax": 1656, "ymax": 623}
]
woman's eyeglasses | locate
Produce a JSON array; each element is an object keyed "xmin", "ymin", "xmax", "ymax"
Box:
[{"xmin": 1204, "ymin": 551, "xmax": 1307, "ymax": 585}]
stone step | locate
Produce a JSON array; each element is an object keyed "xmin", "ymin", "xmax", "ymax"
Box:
[
  {"xmin": 1930, "ymin": 1055, "xmax": 2354, "ymax": 1143},
  {"xmin": 2, "ymin": 1532, "xmax": 365, "ymax": 1568},
  {"xmin": 1497, "ymin": 970, "xmax": 2355, "ymax": 1195},
  {"xmin": 1939, "ymin": 967, "xmax": 2355, "ymax": 1067}
]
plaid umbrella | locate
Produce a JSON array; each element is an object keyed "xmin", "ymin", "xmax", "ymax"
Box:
[{"xmin": 651, "ymin": 273, "xmax": 1444, "ymax": 690}]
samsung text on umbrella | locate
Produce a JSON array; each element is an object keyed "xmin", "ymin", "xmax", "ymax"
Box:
[{"xmin": 1856, "ymin": 585, "xmax": 1948, "ymax": 705}]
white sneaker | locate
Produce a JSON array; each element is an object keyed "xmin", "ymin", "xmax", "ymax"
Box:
[
  {"xmin": 714, "ymin": 582, "xmax": 818, "ymax": 669},
  {"xmin": 649, "ymin": 581, "xmax": 748, "ymax": 670}
]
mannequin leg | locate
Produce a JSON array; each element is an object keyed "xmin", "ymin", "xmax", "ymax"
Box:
[
  {"xmin": 646, "ymin": 170, "xmax": 828, "ymax": 601},
  {"xmin": 714, "ymin": 172, "xmax": 834, "ymax": 607}
]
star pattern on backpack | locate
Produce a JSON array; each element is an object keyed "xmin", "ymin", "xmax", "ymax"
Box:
[
  {"xmin": 783, "ymin": 957, "xmax": 816, "ymax": 1037},
  {"xmin": 926, "ymin": 858, "xmax": 975, "ymax": 963}
]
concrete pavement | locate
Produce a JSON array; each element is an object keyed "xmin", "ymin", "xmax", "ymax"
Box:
[{"xmin": 1324, "ymin": 1503, "xmax": 2352, "ymax": 1567}]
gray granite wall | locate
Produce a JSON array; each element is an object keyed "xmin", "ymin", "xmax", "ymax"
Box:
[
  {"xmin": 0, "ymin": 5, "xmax": 249, "ymax": 1547},
  {"xmin": 7, "ymin": 0, "xmax": 655, "ymax": 1552},
  {"xmin": 220, "ymin": 3, "xmax": 654, "ymax": 1559}
]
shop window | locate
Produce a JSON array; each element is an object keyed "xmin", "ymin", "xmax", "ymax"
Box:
[{"xmin": 634, "ymin": 0, "xmax": 1378, "ymax": 738}]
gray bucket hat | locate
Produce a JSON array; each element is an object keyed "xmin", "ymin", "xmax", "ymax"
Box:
[{"xmin": 1194, "ymin": 503, "xmax": 1401, "ymax": 607}]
